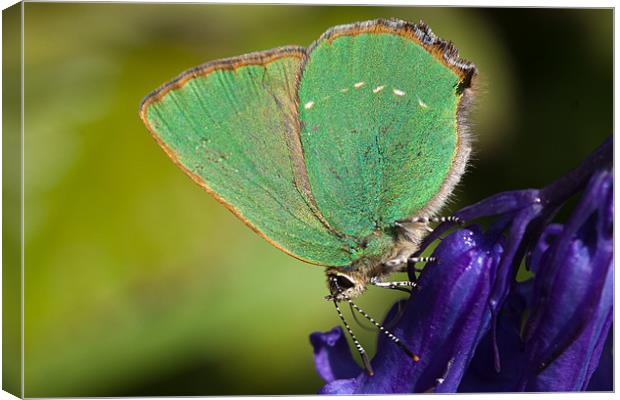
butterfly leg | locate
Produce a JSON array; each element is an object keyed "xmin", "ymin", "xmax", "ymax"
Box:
[
  {"xmin": 398, "ymin": 215, "xmax": 465, "ymax": 225},
  {"xmin": 384, "ymin": 255, "xmax": 436, "ymax": 269},
  {"xmin": 370, "ymin": 277, "xmax": 416, "ymax": 293},
  {"xmin": 390, "ymin": 215, "xmax": 464, "ymax": 272},
  {"xmin": 380, "ymin": 255, "xmax": 436, "ymax": 290},
  {"xmin": 409, "ymin": 256, "xmax": 437, "ymax": 264},
  {"xmin": 410, "ymin": 215, "xmax": 465, "ymax": 225},
  {"xmin": 395, "ymin": 216, "xmax": 464, "ymax": 238}
]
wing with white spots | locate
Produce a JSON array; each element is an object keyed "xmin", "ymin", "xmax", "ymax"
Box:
[
  {"xmin": 297, "ymin": 19, "xmax": 475, "ymax": 238},
  {"xmin": 140, "ymin": 48, "xmax": 353, "ymax": 266}
]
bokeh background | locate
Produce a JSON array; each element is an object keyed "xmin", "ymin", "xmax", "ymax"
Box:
[{"xmin": 3, "ymin": 4, "xmax": 612, "ymax": 396}]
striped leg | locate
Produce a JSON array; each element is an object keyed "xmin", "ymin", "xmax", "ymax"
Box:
[
  {"xmin": 370, "ymin": 278, "xmax": 416, "ymax": 294},
  {"xmin": 384, "ymin": 255, "xmax": 436, "ymax": 268},
  {"xmin": 400, "ymin": 215, "xmax": 464, "ymax": 225},
  {"xmin": 371, "ymin": 279, "xmax": 417, "ymax": 289}
]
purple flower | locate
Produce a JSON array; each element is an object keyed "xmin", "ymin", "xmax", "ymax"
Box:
[
  {"xmin": 518, "ymin": 171, "xmax": 613, "ymax": 391},
  {"xmin": 310, "ymin": 138, "xmax": 613, "ymax": 393},
  {"xmin": 461, "ymin": 170, "xmax": 613, "ymax": 392}
]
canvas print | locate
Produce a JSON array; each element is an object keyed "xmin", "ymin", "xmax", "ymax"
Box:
[{"xmin": 2, "ymin": 3, "xmax": 612, "ymax": 396}]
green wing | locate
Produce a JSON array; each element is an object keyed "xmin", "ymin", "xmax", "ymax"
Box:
[
  {"xmin": 140, "ymin": 48, "xmax": 353, "ymax": 266},
  {"xmin": 297, "ymin": 19, "xmax": 475, "ymax": 239}
]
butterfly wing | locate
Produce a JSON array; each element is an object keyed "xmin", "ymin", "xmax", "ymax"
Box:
[
  {"xmin": 297, "ymin": 19, "xmax": 476, "ymax": 239},
  {"xmin": 140, "ymin": 47, "xmax": 352, "ymax": 266}
]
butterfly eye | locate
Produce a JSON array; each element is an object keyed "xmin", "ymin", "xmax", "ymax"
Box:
[
  {"xmin": 327, "ymin": 273, "xmax": 356, "ymax": 295},
  {"xmin": 335, "ymin": 275, "xmax": 355, "ymax": 290}
]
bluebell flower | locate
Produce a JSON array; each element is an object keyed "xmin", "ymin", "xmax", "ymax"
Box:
[
  {"xmin": 461, "ymin": 170, "xmax": 613, "ymax": 391},
  {"xmin": 310, "ymin": 138, "xmax": 612, "ymax": 393}
]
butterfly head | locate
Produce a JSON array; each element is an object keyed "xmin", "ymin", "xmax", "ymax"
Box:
[{"xmin": 325, "ymin": 267, "xmax": 371, "ymax": 301}]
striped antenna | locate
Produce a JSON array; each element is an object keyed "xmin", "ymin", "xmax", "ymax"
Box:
[
  {"xmin": 345, "ymin": 297, "xmax": 420, "ymax": 363},
  {"xmin": 349, "ymin": 303, "xmax": 376, "ymax": 331},
  {"xmin": 329, "ymin": 276, "xmax": 420, "ymax": 375},
  {"xmin": 332, "ymin": 299, "xmax": 374, "ymax": 376}
]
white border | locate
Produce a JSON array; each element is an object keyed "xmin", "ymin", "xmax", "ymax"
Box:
[{"xmin": 0, "ymin": 2, "xmax": 615, "ymax": 400}]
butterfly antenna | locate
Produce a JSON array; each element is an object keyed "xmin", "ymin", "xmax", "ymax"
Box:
[
  {"xmin": 345, "ymin": 297, "xmax": 421, "ymax": 363},
  {"xmin": 332, "ymin": 299, "xmax": 374, "ymax": 375},
  {"xmin": 350, "ymin": 298, "xmax": 407, "ymax": 332},
  {"xmin": 349, "ymin": 303, "xmax": 378, "ymax": 331}
]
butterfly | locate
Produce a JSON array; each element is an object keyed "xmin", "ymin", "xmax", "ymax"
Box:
[{"xmin": 140, "ymin": 18, "xmax": 476, "ymax": 372}]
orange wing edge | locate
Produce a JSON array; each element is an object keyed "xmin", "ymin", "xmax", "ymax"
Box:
[{"xmin": 139, "ymin": 46, "xmax": 331, "ymax": 266}]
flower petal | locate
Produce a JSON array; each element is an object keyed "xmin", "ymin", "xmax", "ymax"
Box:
[
  {"xmin": 586, "ymin": 326, "xmax": 613, "ymax": 391},
  {"xmin": 413, "ymin": 190, "xmax": 541, "ymax": 260},
  {"xmin": 457, "ymin": 190, "xmax": 542, "ymax": 221},
  {"xmin": 310, "ymin": 326, "xmax": 362, "ymax": 384},
  {"xmin": 458, "ymin": 280, "xmax": 533, "ymax": 392},
  {"xmin": 319, "ymin": 377, "xmax": 361, "ymax": 394},
  {"xmin": 527, "ymin": 223, "xmax": 563, "ymax": 274},
  {"xmin": 524, "ymin": 264, "xmax": 612, "ymax": 391},
  {"xmin": 519, "ymin": 170, "xmax": 613, "ymax": 391}
]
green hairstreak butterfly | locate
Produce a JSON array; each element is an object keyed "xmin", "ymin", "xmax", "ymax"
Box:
[{"xmin": 140, "ymin": 18, "xmax": 476, "ymax": 372}]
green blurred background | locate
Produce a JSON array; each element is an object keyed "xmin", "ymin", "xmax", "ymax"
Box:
[{"xmin": 3, "ymin": 4, "xmax": 612, "ymax": 396}]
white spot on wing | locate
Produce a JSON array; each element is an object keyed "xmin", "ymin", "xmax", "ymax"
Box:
[
  {"xmin": 393, "ymin": 88, "xmax": 406, "ymax": 97},
  {"xmin": 354, "ymin": 81, "xmax": 365, "ymax": 89},
  {"xmin": 304, "ymin": 101, "xmax": 315, "ymax": 110},
  {"xmin": 373, "ymin": 85, "xmax": 385, "ymax": 93}
]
